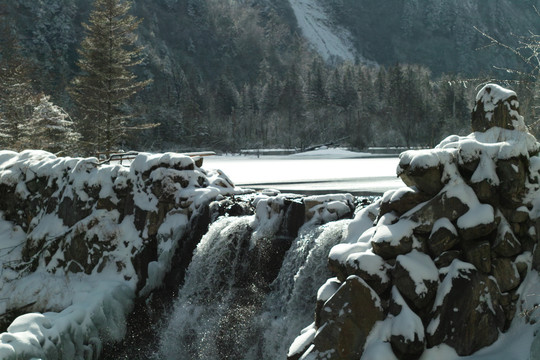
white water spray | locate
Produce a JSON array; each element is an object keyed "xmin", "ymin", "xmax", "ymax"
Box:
[{"xmin": 157, "ymin": 214, "xmax": 350, "ymax": 360}]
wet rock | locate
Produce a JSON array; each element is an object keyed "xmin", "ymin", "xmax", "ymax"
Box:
[
  {"xmin": 304, "ymin": 194, "xmax": 355, "ymax": 223},
  {"xmin": 427, "ymin": 260, "xmax": 505, "ymax": 356},
  {"xmin": 209, "ymin": 197, "xmax": 255, "ymax": 221}
]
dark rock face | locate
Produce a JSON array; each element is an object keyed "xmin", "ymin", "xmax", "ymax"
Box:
[
  {"xmin": 427, "ymin": 262, "xmax": 505, "ymax": 356},
  {"xmin": 310, "ymin": 276, "xmax": 384, "ymax": 360},
  {"xmin": 471, "ymin": 84, "xmax": 521, "ymax": 132},
  {"xmin": 392, "ymin": 251, "xmax": 439, "ymax": 310},
  {"xmin": 428, "ymin": 219, "xmax": 459, "ymax": 257},
  {"xmin": 396, "ymin": 166, "xmax": 444, "ymax": 196},
  {"xmin": 406, "ymin": 192, "xmax": 469, "ymax": 234},
  {"xmin": 379, "ymin": 187, "xmax": 431, "ymax": 218}
]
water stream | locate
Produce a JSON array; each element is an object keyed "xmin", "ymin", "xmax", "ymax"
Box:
[{"xmin": 156, "ymin": 215, "xmax": 350, "ymax": 359}]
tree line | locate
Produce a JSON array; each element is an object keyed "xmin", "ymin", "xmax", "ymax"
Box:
[{"xmin": 0, "ymin": 0, "xmax": 537, "ymax": 157}]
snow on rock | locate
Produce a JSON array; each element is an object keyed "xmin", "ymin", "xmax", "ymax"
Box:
[
  {"xmin": 287, "ymin": 323, "xmax": 317, "ymax": 359},
  {"xmin": 316, "ymin": 278, "xmax": 341, "ymax": 303},
  {"xmin": 344, "ymin": 200, "xmax": 379, "ymax": 243},
  {"xmin": 472, "ymin": 83, "xmax": 526, "ymax": 132},
  {"xmin": 0, "ymin": 150, "xmax": 247, "ymax": 358},
  {"xmin": 388, "ymin": 287, "xmax": 426, "ymax": 358},
  {"xmin": 303, "ymin": 193, "xmax": 355, "ymax": 224},
  {"xmin": 0, "ymin": 282, "xmax": 133, "ymax": 360},
  {"xmin": 395, "ymin": 250, "xmax": 438, "ymax": 297},
  {"xmin": 289, "ymin": 84, "xmax": 540, "ymax": 360}
]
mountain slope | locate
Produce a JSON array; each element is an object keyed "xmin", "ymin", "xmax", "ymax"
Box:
[
  {"xmin": 287, "ymin": 0, "xmax": 356, "ymax": 62},
  {"xmin": 291, "ymin": 0, "xmax": 540, "ymax": 75}
]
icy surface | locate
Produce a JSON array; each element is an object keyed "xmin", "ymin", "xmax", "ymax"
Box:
[{"xmin": 204, "ymin": 153, "xmax": 402, "ymax": 194}]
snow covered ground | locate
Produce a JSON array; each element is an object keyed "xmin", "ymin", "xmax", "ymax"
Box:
[{"xmin": 204, "ymin": 148, "xmax": 403, "ymax": 194}]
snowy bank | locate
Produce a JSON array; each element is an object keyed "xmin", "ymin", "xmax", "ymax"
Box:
[{"xmin": 0, "ymin": 150, "xmax": 246, "ymax": 359}]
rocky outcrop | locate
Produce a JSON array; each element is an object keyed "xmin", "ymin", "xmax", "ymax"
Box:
[
  {"xmin": 289, "ymin": 84, "xmax": 540, "ymax": 359},
  {"xmin": 0, "ymin": 149, "xmax": 361, "ymax": 359}
]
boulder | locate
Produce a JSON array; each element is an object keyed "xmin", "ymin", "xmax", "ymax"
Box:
[
  {"xmin": 433, "ymin": 250, "xmax": 462, "ymax": 269},
  {"xmin": 312, "ymin": 276, "xmax": 385, "ymax": 360},
  {"xmin": 370, "ymin": 219, "xmax": 415, "ymax": 260},
  {"xmin": 462, "ymin": 240, "xmax": 491, "ymax": 273},
  {"xmin": 315, "ymin": 278, "xmax": 342, "ymax": 327},
  {"xmin": 379, "ymin": 187, "xmax": 431, "ymax": 218},
  {"xmin": 492, "ymin": 216, "xmax": 522, "ymax": 257},
  {"xmin": 405, "ymin": 191, "xmax": 469, "ymax": 234},
  {"xmin": 491, "ymin": 258, "xmax": 520, "ymax": 293},
  {"xmin": 428, "ymin": 218, "xmax": 459, "ymax": 257},
  {"xmin": 389, "ymin": 287, "xmax": 425, "ymax": 360},
  {"xmin": 456, "ymin": 203, "xmax": 496, "ymax": 241},
  {"xmin": 471, "ymin": 83, "xmax": 521, "ymax": 132},
  {"xmin": 427, "ymin": 260, "xmax": 505, "ymax": 356},
  {"xmin": 345, "ymin": 250, "xmax": 391, "ymax": 295},
  {"xmin": 514, "ymin": 252, "xmax": 532, "ymax": 278},
  {"xmin": 392, "ymin": 250, "xmax": 439, "ymax": 310},
  {"xmin": 398, "ymin": 165, "xmax": 443, "ymax": 196},
  {"xmin": 497, "ymin": 157, "xmax": 527, "ymax": 208},
  {"xmin": 469, "ymin": 178, "xmax": 498, "ymax": 205}
]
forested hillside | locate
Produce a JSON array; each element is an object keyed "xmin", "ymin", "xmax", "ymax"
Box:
[
  {"xmin": 323, "ymin": 0, "xmax": 540, "ymax": 74},
  {"xmin": 0, "ymin": 0, "xmax": 538, "ymax": 154}
]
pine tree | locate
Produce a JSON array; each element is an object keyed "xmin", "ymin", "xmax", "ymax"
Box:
[
  {"xmin": 29, "ymin": 95, "xmax": 80, "ymax": 154},
  {"xmin": 0, "ymin": 13, "xmax": 36, "ymax": 151},
  {"xmin": 71, "ymin": 0, "xmax": 151, "ymax": 156}
]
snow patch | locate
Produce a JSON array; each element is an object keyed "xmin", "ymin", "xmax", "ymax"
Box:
[{"xmin": 288, "ymin": 0, "xmax": 357, "ymax": 62}]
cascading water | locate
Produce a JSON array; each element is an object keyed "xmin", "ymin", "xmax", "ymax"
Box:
[
  {"xmin": 249, "ymin": 219, "xmax": 350, "ymax": 359},
  {"xmin": 156, "ymin": 213, "xmax": 351, "ymax": 360}
]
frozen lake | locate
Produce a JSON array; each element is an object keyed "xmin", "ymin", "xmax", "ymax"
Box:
[{"xmin": 204, "ymin": 153, "xmax": 404, "ymax": 195}]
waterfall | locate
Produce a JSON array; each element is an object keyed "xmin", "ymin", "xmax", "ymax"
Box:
[{"xmin": 156, "ymin": 215, "xmax": 350, "ymax": 360}]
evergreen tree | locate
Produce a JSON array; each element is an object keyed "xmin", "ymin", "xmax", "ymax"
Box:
[
  {"xmin": 70, "ymin": 0, "xmax": 151, "ymax": 156},
  {"xmin": 29, "ymin": 95, "xmax": 80, "ymax": 154},
  {"xmin": 306, "ymin": 58, "xmax": 327, "ymax": 106},
  {"xmin": 279, "ymin": 62, "xmax": 305, "ymax": 147},
  {"xmin": 0, "ymin": 14, "xmax": 36, "ymax": 150}
]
